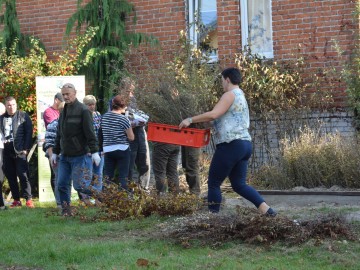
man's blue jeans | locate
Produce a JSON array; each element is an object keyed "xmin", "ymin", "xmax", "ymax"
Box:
[{"xmin": 57, "ymin": 154, "xmax": 92, "ymax": 205}]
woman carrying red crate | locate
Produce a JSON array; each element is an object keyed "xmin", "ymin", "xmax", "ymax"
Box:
[{"xmin": 179, "ymin": 67, "xmax": 277, "ymax": 216}]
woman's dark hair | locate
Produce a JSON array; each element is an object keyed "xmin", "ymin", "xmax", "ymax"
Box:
[
  {"xmin": 221, "ymin": 67, "xmax": 242, "ymax": 85},
  {"xmin": 111, "ymin": 95, "xmax": 127, "ymax": 110}
]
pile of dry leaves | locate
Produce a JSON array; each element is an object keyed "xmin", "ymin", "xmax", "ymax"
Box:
[{"xmin": 156, "ymin": 206, "xmax": 356, "ymax": 247}]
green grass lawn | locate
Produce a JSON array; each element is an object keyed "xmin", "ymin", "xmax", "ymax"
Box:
[{"xmin": 0, "ymin": 202, "xmax": 360, "ymax": 270}]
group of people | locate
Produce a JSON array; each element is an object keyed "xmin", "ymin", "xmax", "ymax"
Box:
[
  {"xmin": 0, "ymin": 67, "xmax": 277, "ymax": 217},
  {"xmin": 43, "ymin": 82, "xmax": 148, "ymax": 215}
]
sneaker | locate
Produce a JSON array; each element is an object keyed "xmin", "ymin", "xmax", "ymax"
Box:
[
  {"xmin": 0, "ymin": 206, "xmax": 7, "ymax": 210},
  {"xmin": 265, "ymin": 207, "xmax": 277, "ymax": 217},
  {"xmin": 26, "ymin": 200, "xmax": 35, "ymax": 208},
  {"xmin": 10, "ymin": 200, "xmax": 22, "ymax": 208}
]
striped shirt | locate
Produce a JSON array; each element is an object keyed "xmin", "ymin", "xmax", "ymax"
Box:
[
  {"xmin": 100, "ymin": 111, "xmax": 131, "ymax": 151},
  {"xmin": 43, "ymin": 119, "xmax": 58, "ymax": 155}
]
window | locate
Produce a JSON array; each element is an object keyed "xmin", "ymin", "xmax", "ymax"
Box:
[
  {"xmin": 188, "ymin": 0, "xmax": 218, "ymax": 62},
  {"xmin": 240, "ymin": 0, "xmax": 273, "ymax": 58}
]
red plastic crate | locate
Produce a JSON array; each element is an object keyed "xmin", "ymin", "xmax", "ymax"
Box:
[{"xmin": 147, "ymin": 122, "xmax": 211, "ymax": 148}]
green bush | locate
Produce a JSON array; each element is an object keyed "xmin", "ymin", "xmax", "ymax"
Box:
[{"xmin": 0, "ymin": 27, "xmax": 96, "ymax": 133}]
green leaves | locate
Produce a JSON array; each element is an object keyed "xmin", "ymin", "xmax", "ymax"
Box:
[
  {"xmin": 65, "ymin": 0, "xmax": 157, "ymax": 112},
  {"xmin": 0, "ymin": 29, "xmax": 96, "ymax": 134},
  {"xmin": 236, "ymin": 49, "xmax": 306, "ymax": 115}
]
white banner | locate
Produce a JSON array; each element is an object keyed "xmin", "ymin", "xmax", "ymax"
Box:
[{"xmin": 36, "ymin": 76, "xmax": 85, "ymax": 202}]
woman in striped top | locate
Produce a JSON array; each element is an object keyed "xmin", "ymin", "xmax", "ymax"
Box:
[{"xmin": 99, "ymin": 95, "xmax": 134, "ymax": 190}]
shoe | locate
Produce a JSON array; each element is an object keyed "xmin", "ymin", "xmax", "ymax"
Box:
[
  {"xmin": 10, "ymin": 200, "xmax": 22, "ymax": 208},
  {"xmin": 265, "ymin": 207, "xmax": 277, "ymax": 217},
  {"xmin": 0, "ymin": 206, "xmax": 7, "ymax": 210},
  {"xmin": 61, "ymin": 204, "xmax": 72, "ymax": 216},
  {"xmin": 26, "ymin": 200, "xmax": 35, "ymax": 208},
  {"xmin": 81, "ymin": 198, "xmax": 93, "ymax": 207}
]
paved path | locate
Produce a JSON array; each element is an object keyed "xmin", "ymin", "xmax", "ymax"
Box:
[
  {"xmin": 224, "ymin": 193, "xmax": 360, "ymax": 221},
  {"xmin": 226, "ymin": 193, "xmax": 360, "ymax": 209}
]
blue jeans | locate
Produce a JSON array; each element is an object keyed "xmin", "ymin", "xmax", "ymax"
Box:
[
  {"xmin": 104, "ymin": 148, "xmax": 131, "ymax": 190},
  {"xmin": 57, "ymin": 154, "xmax": 92, "ymax": 205},
  {"xmin": 88, "ymin": 153, "xmax": 104, "ymax": 192},
  {"xmin": 50, "ymin": 157, "xmax": 61, "ymax": 205},
  {"xmin": 208, "ymin": 139, "xmax": 265, "ymax": 212}
]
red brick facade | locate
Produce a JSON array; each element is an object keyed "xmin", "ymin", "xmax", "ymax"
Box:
[{"xmin": 11, "ymin": 0, "xmax": 360, "ymax": 101}]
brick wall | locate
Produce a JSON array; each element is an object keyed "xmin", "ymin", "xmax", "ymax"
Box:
[
  {"xmin": 9, "ymin": 0, "xmax": 360, "ymax": 98},
  {"xmin": 15, "ymin": 0, "xmax": 84, "ymax": 55},
  {"xmin": 272, "ymin": 0, "xmax": 358, "ymax": 105},
  {"xmin": 216, "ymin": 0, "xmax": 242, "ymax": 65}
]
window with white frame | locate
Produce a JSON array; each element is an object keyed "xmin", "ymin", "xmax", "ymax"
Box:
[
  {"xmin": 188, "ymin": 0, "xmax": 218, "ymax": 62},
  {"xmin": 240, "ymin": 0, "xmax": 274, "ymax": 58}
]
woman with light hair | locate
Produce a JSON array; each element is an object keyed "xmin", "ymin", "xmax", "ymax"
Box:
[{"xmin": 83, "ymin": 95, "xmax": 103, "ymax": 194}]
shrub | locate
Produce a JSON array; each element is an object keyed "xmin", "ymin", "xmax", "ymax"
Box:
[
  {"xmin": 82, "ymin": 182, "xmax": 202, "ymax": 221},
  {"xmin": 129, "ymin": 31, "xmax": 222, "ymax": 127},
  {"xmin": 0, "ymin": 27, "xmax": 97, "ymax": 134},
  {"xmin": 251, "ymin": 128, "xmax": 360, "ymax": 189},
  {"xmin": 336, "ymin": 4, "xmax": 360, "ymax": 129}
]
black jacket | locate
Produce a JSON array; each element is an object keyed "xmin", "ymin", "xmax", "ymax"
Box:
[
  {"xmin": 53, "ymin": 98, "xmax": 98, "ymax": 156},
  {"xmin": 0, "ymin": 110, "xmax": 33, "ymax": 154}
]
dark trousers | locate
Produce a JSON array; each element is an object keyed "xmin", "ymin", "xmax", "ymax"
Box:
[
  {"xmin": 3, "ymin": 143, "xmax": 32, "ymax": 201},
  {"xmin": 208, "ymin": 139, "xmax": 265, "ymax": 212},
  {"xmin": 0, "ymin": 148, "xmax": 4, "ymax": 207},
  {"xmin": 152, "ymin": 143, "xmax": 180, "ymax": 193},
  {"xmin": 128, "ymin": 126, "xmax": 149, "ymax": 182},
  {"xmin": 104, "ymin": 148, "xmax": 131, "ymax": 190},
  {"xmin": 49, "ymin": 159, "xmax": 56, "ymax": 194},
  {"xmin": 181, "ymin": 146, "xmax": 201, "ymax": 195}
]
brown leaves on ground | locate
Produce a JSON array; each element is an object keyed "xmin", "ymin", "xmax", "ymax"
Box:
[
  {"xmin": 78, "ymin": 183, "xmax": 203, "ymax": 221},
  {"xmin": 156, "ymin": 206, "xmax": 356, "ymax": 247}
]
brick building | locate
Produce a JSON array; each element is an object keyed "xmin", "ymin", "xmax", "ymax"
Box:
[
  {"xmin": 9, "ymin": 0, "xmax": 360, "ymax": 168},
  {"xmin": 14, "ymin": 0, "xmax": 358, "ymax": 85},
  {"xmin": 12, "ymin": 1, "xmax": 359, "ymax": 112}
]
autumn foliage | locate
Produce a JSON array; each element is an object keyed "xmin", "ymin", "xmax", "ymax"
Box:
[{"xmin": 0, "ymin": 28, "xmax": 97, "ymax": 134}]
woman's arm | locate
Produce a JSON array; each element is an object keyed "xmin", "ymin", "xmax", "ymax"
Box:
[
  {"xmin": 179, "ymin": 91, "xmax": 235, "ymax": 128},
  {"xmin": 126, "ymin": 127, "xmax": 135, "ymax": 141}
]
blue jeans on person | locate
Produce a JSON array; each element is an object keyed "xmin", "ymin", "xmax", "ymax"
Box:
[
  {"xmin": 49, "ymin": 157, "xmax": 61, "ymax": 206},
  {"xmin": 88, "ymin": 153, "xmax": 104, "ymax": 192},
  {"xmin": 208, "ymin": 139, "xmax": 265, "ymax": 212},
  {"xmin": 57, "ymin": 154, "xmax": 92, "ymax": 205},
  {"xmin": 104, "ymin": 148, "xmax": 131, "ymax": 190}
]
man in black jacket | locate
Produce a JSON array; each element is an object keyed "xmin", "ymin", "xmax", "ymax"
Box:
[
  {"xmin": 51, "ymin": 83, "xmax": 100, "ymax": 215},
  {"xmin": 0, "ymin": 96, "xmax": 34, "ymax": 208}
]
